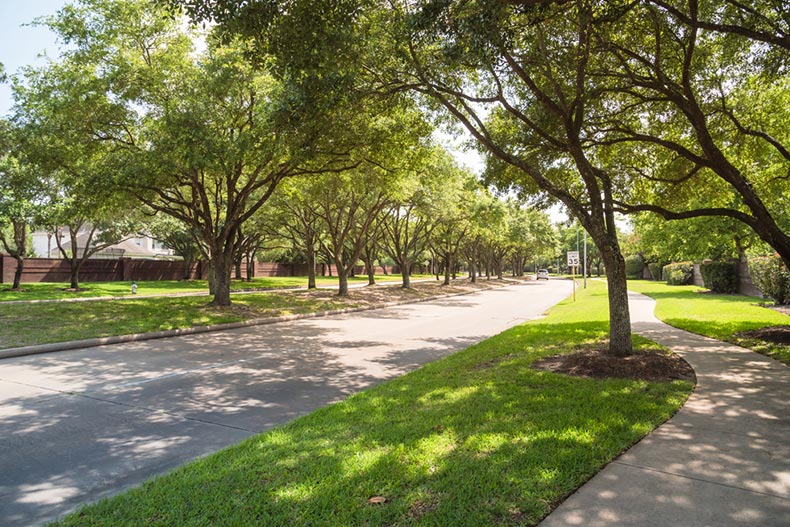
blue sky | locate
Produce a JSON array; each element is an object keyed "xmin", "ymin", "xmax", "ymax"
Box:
[{"xmin": 0, "ymin": 0, "xmax": 67, "ymax": 115}]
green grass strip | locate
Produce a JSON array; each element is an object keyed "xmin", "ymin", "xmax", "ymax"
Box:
[
  {"xmin": 0, "ymin": 275, "xmax": 436, "ymax": 302},
  {"xmin": 50, "ymin": 280, "xmax": 692, "ymax": 526},
  {"xmin": 628, "ymin": 280, "xmax": 790, "ymax": 365},
  {"xmin": 0, "ymin": 292, "xmax": 357, "ymax": 349}
]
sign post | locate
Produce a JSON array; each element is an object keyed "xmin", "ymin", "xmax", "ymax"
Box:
[{"xmin": 567, "ymin": 251, "xmax": 579, "ymax": 301}]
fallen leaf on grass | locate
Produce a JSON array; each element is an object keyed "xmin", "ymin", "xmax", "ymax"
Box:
[{"xmin": 368, "ymin": 496, "xmax": 387, "ymax": 504}]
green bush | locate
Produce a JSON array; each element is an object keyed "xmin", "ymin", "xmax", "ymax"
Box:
[
  {"xmin": 625, "ymin": 254, "xmax": 646, "ymax": 279},
  {"xmin": 700, "ymin": 261, "xmax": 738, "ymax": 293},
  {"xmin": 663, "ymin": 261, "xmax": 694, "ymax": 285},
  {"xmin": 647, "ymin": 262, "xmax": 663, "ymax": 281},
  {"xmin": 748, "ymin": 255, "xmax": 790, "ymax": 305}
]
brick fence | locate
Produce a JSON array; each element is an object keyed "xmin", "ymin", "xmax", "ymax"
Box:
[{"xmin": 0, "ymin": 256, "xmax": 400, "ymax": 284}]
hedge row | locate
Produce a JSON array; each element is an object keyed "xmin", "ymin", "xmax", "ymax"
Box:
[
  {"xmin": 700, "ymin": 261, "xmax": 738, "ymax": 293},
  {"xmin": 748, "ymin": 254, "xmax": 790, "ymax": 305},
  {"xmin": 662, "ymin": 261, "xmax": 694, "ymax": 285},
  {"xmin": 625, "ymin": 254, "xmax": 646, "ymax": 279}
]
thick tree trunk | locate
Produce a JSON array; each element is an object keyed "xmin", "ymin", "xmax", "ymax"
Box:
[
  {"xmin": 602, "ymin": 245, "xmax": 633, "ymax": 357},
  {"xmin": 207, "ymin": 261, "xmax": 216, "ymax": 294},
  {"xmin": 234, "ymin": 259, "xmax": 242, "ymax": 280},
  {"xmin": 443, "ymin": 253, "xmax": 451, "ymax": 286},
  {"xmin": 210, "ymin": 253, "xmax": 233, "ymax": 306},
  {"xmin": 337, "ymin": 267, "xmax": 350, "ymax": 297},
  {"xmin": 400, "ymin": 258, "xmax": 411, "ymax": 288},
  {"xmin": 12, "ymin": 256, "xmax": 24, "ymax": 289}
]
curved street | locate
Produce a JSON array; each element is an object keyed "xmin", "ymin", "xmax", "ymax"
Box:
[{"xmin": 0, "ymin": 279, "xmax": 572, "ymax": 527}]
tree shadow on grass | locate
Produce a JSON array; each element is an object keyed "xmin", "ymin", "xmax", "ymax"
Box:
[{"xmin": 48, "ymin": 320, "xmax": 695, "ymax": 527}]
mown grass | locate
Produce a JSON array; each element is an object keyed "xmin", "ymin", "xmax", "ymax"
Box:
[
  {"xmin": 50, "ymin": 280, "xmax": 692, "ymax": 527},
  {"xmin": 628, "ymin": 280, "xmax": 790, "ymax": 365},
  {"xmin": 0, "ymin": 274, "xmax": 434, "ymax": 302},
  {"xmin": 0, "ymin": 292, "xmax": 358, "ymax": 349}
]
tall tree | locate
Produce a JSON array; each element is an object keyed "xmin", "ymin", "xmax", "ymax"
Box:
[
  {"xmin": 379, "ymin": 1, "xmax": 636, "ymax": 355},
  {"xmin": 0, "ymin": 126, "xmax": 40, "ymax": 289}
]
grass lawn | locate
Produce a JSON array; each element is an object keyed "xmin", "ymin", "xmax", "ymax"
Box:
[
  {"xmin": 0, "ymin": 291, "xmax": 358, "ymax": 349},
  {"xmin": 628, "ymin": 280, "xmax": 790, "ymax": 365},
  {"xmin": 0, "ymin": 274, "xmax": 433, "ymax": 302},
  {"xmin": 50, "ymin": 280, "xmax": 692, "ymax": 527}
]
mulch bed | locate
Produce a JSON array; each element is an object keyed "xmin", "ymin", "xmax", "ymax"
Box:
[
  {"xmin": 737, "ymin": 326, "xmax": 790, "ymax": 345},
  {"xmin": 532, "ymin": 345, "xmax": 695, "ymax": 382}
]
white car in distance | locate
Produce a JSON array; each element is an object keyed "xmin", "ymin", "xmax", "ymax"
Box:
[{"xmin": 536, "ymin": 269, "xmax": 550, "ymax": 280}]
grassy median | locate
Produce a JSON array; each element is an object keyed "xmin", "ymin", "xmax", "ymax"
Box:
[
  {"xmin": 0, "ymin": 279, "xmax": 488, "ymax": 350},
  {"xmin": 628, "ymin": 280, "xmax": 790, "ymax": 365},
  {"xmin": 0, "ymin": 275, "xmax": 435, "ymax": 302},
  {"xmin": 50, "ymin": 280, "xmax": 692, "ymax": 527}
]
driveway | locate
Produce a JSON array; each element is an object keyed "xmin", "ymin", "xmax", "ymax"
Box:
[{"xmin": 0, "ymin": 279, "xmax": 571, "ymax": 526}]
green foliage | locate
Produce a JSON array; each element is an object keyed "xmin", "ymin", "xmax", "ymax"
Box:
[
  {"xmin": 647, "ymin": 262, "xmax": 663, "ymax": 281},
  {"xmin": 748, "ymin": 255, "xmax": 790, "ymax": 305},
  {"xmin": 662, "ymin": 262, "xmax": 694, "ymax": 286},
  {"xmin": 625, "ymin": 254, "xmax": 645, "ymax": 279},
  {"xmin": 699, "ymin": 261, "xmax": 738, "ymax": 294}
]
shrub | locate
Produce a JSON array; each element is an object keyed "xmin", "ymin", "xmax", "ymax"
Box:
[
  {"xmin": 748, "ymin": 255, "xmax": 790, "ymax": 305},
  {"xmin": 625, "ymin": 254, "xmax": 646, "ymax": 279},
  {"xmin": 647, "ymin": 262, "xmax": 663, "ymax": 281},
  {"xmin": 663, "ymin": 261, "xmax": 694, "ymax": 285},
  {"xmin": 700, "ymin": 261, "xmax": 738, "ymax": 293}
]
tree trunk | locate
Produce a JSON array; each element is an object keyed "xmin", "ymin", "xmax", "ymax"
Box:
[
  {"xmin": 307, "ymin": 248, "xmax": 317, "ymax": 289},
  {"xmin": 400, "ymin": 258, "xmax": 411, "ymax": 288},
  {"xmin": 337, "ymin": 267, "xmax": 350, "ymax": 297},
  {"xmin": 234, "ymin": 258, "xmax": 243, "ymax": 280},
  {"xmin": 443, "ymin": 253, "xmax": 451, "ymax": 286},
  {"xmin": 69, "ymin": 261, "xmax": 80, "ymax": 290},
  {"xmin": 210, "ymin": 253, "xmax": 233, "ymax": 306},
  {"xmin": 602, "ymin": 245, "xmax": 633, "ymax": 357},
  {"xmin": 246, "ymin": 254, "xmax": 255, "ymax": 282},
  {"xmin": 12, "ymin": 256, "xmax": 24, "ymax": 289},
  {"xmin": 207, "ymin": 260, "xmax": 216, "ymax": 294},
  {"xmin": 183, "ymin": 257, "xmax": 193, "ymax": 280},
  {"xmin": 363, "ymin": 255, "xmax": 376, "ymax": 286},
  {"xmin": 380, "ymin": 262, "xmax": 389, "ymax": 275},
  {"xmin": 469, "ymin": 261, "xmax": 477, "ymax": 283}
]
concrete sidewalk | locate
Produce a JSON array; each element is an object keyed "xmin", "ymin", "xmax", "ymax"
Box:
[{"xmin": 539, "ymin": 291, "xmax": 790, "ymax": 527}]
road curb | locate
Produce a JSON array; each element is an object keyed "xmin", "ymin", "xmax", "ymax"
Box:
[{"xmin": 0, "ymin": 285, "xmax": 509, "ymax": 360}]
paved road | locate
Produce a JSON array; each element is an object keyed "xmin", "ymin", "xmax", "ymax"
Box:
[
  {"xmin": 0, "ymin": 279, "xmax": 571, "ymax": 526},
  {"xmin": 539, "ymin": 291, "xmax": 790, "ymax": 527}
]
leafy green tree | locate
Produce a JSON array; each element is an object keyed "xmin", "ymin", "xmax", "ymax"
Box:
[
  {"xmin": 593, "ymin": 1, "xmax": 790, "ymax": 272},
  {"xmin": 378, "ymin": 1, "xmax": 638, "ymax": 355},
  {"xmin": 145, "ymin": 215, "xmax": 203, "ymax": 280},
  {"xmin": 267, "ymin": 179, "xmax": 325, "ymax": 289},
  {"xmin": 313, "ymin": 165, "xmax": 396, "ymax": 297},
  {"xmin": 380, "ymin": 149, "xmax": 455, "ymax": 288},
  {"xmin": 0, "ymin": 124, "xmax": 40, "ymax": 289}
]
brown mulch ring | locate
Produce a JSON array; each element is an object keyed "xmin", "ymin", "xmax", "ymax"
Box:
[
  {"xmin": 736, "ymin": 325, "xmax": 790, "ymax": 345},
  {"xmin": 532, "ymin": 344, "xmax": 695, "ymax": 382}
]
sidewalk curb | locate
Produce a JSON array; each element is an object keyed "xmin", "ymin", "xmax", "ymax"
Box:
[{"xmin": 0, "ymin": 284, "xmax": 512, "ymax": 361}]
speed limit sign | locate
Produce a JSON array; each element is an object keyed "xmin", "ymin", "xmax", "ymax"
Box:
[{"xmin": 567, "ymin": 251, "xmax": 579, "ymax": 267}]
